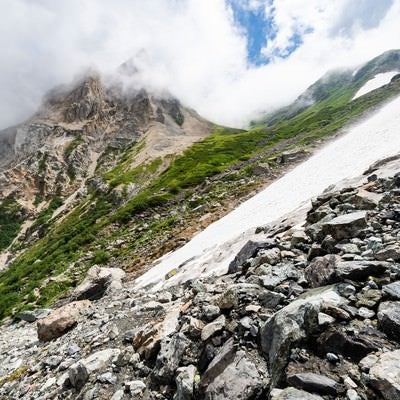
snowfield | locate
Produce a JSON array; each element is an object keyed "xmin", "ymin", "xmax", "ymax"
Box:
[
  {"xmin": 136, "ymin": 95, "xmax": 400, "ymax": 290},
  {"xmin": 353, "ymin": 71, "xmax": 398, "ymax": 100}
]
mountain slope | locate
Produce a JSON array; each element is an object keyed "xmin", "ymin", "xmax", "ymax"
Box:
[{"xmin": 1, "ymin": 50, "xmax": 400, "ymax": 320}]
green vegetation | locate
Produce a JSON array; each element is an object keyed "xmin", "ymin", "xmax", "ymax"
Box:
[
  {"xmin": 64, "ymin": 135, "xmax": 84, "ymax": 158},
  {"xmin": 265, "ymin": 80, "xmax": 400, "ymax": 145},
  {"xmin": 0, "ymin": 195, "xmax": 112, "ymax": 318},
  {"xmin": 0, "ymin": 366, "xmax": 28, "ymax": 389},
  {"xmin": 92, "ymin": 249, "xmax": 111, "ymax": 265},
  {"xmin": 0, "ymin": 197, "xmax": 25, "ymax": 252},
  {"xmin": 30, "ymin": 197, "xmax": 64, "ymax": 232},
  {"xmin": 105, "ymin": 157, "xmax": 162, "ymax": 188}
]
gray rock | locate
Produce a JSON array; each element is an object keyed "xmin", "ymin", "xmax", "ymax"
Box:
[
  {"xmin": 369, "ymin": 350, "xmax": 400, "ymax": 400},
  {"xmin": 17, "ymin": 308, "xmax": 51, "ymax": 322},
  {"xmin": 154, "ymin": 333, "xmax": 190, "ymax": 383},
  {"xmin": 346, "ymin": 389, "xmax": 361, "ymax": 400},
  {"xmin": 97, "ymin": 372, "xmax": 117, "ymax": 384},
  {"xmin": 382, "ymin": 281, "xmax": 400, "ymax": 300},
  {"xmin": 260, "ymin": 286, "xmax": 344, "ymax": 385},
  {"xmin": 175, "ymin": 365, "xmax": 197, "ymax": 400},
  {"xmin": 322, "ymin": 211, "xmax": 367, "ymax": 240},
  {"xmin": 271, "ymin": 387, "xmax": 324, "ymax": 399},
  {"xmin": 287, "ymin": 372, "xmax": 342, "ymax": 395},
  {"xmin": 71, "ymin": 266, "xmax": 126, "ymax": 301},
  {"xmin": 258, "ymin": 247, "xmax": 281, "ymax": 265},
  {"xmin": 305, "ymin": 255, "xmax": 340, "ymax": 287},
  {"xmin": 69, "ymin": 348, "xmax": 120, "ymax": 390},
  {"xmin": 318, "ymin": 325, "xmax": 390, "ymax": 362},
  {"xmin": 201, "ymin": 315, "xmax": 226, "ymax": 341},
  {"xmin": 201, "ymin": 305, "xmax": 220, "ymax": 321},
  {"xmin": 306, "ymin": 256, "xmax": 389, "ymax": 288},
  {"xmin": 375, "ymin": 245, "xmax": 400, "ymax": 261},
  {"xmin": 378, "ymin": 301, "xmax": 400, "ymax": 340},
  {"xmin": 69, "ymin": 362, "xmax": 89, "ymax": 390},
  {"xmin": 125, "ymin": 380, "xmax": 146, "ymax": 396},
  {"xmin": 203, "ymin": 350, "xmax": 263, "ymax": 400},
  {"xmin": 111, "ymin": 390, "xmax": 124, "ymax": 400},
  {"xmin": 228, "ymin": 240, "xmax": 274, "ymax": 273}
]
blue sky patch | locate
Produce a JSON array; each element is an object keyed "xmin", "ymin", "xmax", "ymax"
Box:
[{"xmin": 228, "ymin": 0, "xmax": 305, "ymax": 65}]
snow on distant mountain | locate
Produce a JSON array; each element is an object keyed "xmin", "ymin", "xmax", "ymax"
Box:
[{"xmin": 353, "ymin": 71, "xmax": 399, "ymax": 100}]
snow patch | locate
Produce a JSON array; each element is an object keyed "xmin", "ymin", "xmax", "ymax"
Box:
[
  {"xmin": 136, "ymin": 95, "xmax": 400, "ymax": 290},
  {"xmin": 353, "ymin": 71, "xmax": 398, "ymax": 100}
]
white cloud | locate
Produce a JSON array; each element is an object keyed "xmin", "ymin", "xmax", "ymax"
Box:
[{"xmin": 0, "ymin": 0, "xmax": 399, "ymax": 130}]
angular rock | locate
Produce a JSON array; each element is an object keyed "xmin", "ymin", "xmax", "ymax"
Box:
[
  {"xmin": 375, "ymin": 245, "xmax": 400, "ymax": 261},
  {"xmin": 287, "ymin": 372, "xmax": 342, "ymax": 395},
  {"xmin": 378, "ymin": 301, "xmax": 400, "ymax": 340},
  {"xmin": 369, "ymin": 350, "xmax": 400, "ymax": 400},
  {"xmin": 71, "ymin": 266, "xmax": 126, "ymax": 301},
  {"xmin": 202, "ymin": 350, "xmax": 263, "ymax": 400},
  {"xmin": 260, "ymin": 286, "xmax": 344, "ymax": 385},
  {"xmin": 382, "ymin": 281, "xmax": 400, "ymax": 300},
  {"xmin": 228, "ymin": 240, "xmax": 274, "ymax": 273},
  {"xmin": 175, "ymin": 365, "xmax": 197, "ymax": 400},
  {"xmin": 305, "ymin": 255, "xmax": 340, "ymax": 288},
  {"xmin": 306, "ymin": 256, "xmax": 389, "ymax": 287},
  {"xmin": 201, "ymin": 315, "xmax": 226, "ymax": 341},
  {"xmin": 153, "ymin": 333, "xmax": 190, "ymax": 383},
  {"xmin": 318, "ymin": 325, "xmax": 390, "ymax": 362},
  {"xmin": 37, "ymin": 300, "xmax": 91, "ymax": 342},
  {"xmin": 17, "ymin": 309, "xmax": 51, "ymax": 323},
  {"xmin": 322, "ymin": 211, "xmax": 367, "ymax": 240}
]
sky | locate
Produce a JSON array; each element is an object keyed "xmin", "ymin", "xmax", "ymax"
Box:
[{"xmin": 0, "ymin": 0, "xmax": 399, "ymax": 129}]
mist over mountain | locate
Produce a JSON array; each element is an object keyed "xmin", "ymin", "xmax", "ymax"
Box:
[{"xmin": 2, "ymin": 2, "xmax": 400, "ymax": 400}]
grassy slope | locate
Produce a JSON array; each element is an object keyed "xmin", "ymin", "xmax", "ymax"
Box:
[{"xmin": 1, "ymin": 78, "xmax": 400, "ymax": 319}]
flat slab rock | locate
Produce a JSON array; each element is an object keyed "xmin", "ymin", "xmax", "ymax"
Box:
[{"xmin": 287, "ymin": 372, "xmax": 343, "ymax": 396}]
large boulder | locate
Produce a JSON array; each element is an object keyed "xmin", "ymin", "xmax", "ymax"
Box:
[
  {"xmin": 37, "ymin": 300, "xmax": 91, "ymax": 342},
  {"xmin": 369, "ymin": 350, "xmax": 400, "ymax": 399},
  {"xmin": 200, "ymin": 339, "xmax": 264, "ymax": 400},
  {"xmin": 322, "ymin": 211, "xmax": 367, "ymax": 240},
  {"xmin": 260, "ymin": 286, "xmax": 345, "ymax": 385},
  {"xmin": 71, "ymin": 266, "xmax": 126, "ymax": 301}
]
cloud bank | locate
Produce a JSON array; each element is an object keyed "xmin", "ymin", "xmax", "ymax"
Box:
[{"xmin": 0, "ymin": 0, "xmax": 399, "ymax": 129}]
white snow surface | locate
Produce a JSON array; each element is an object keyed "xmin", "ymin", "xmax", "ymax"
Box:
[
  {"xmin": 353, "ymin": 71, "xmax": 398, "ymax": 100},
  {"xmin": 136, "ymin": 95, "xmax": 400, "ymax": 290}
]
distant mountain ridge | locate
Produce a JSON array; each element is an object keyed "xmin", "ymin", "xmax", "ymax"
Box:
[{"xmin": 260, "ymin": 49, "xmax": 400, "ymax": 127}]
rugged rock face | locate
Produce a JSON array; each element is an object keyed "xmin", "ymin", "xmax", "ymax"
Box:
[
  {"xmin": 1, "ymin": 163, "xmax": 400, "ymax": 398},
  {"xmin": 0, "ymin": 73, "xmax": 212, "ymax": 208}
]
